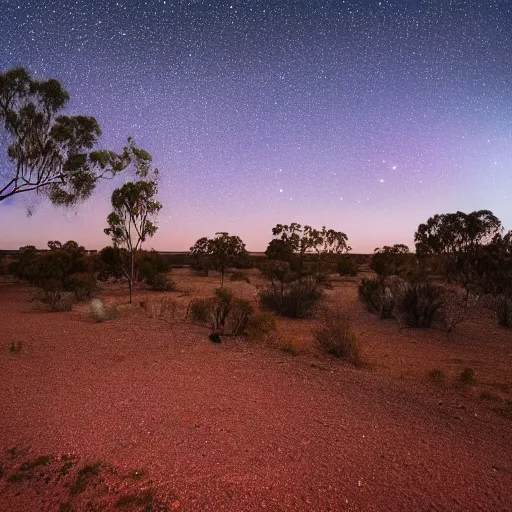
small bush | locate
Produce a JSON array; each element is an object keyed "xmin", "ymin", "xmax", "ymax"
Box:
[
  {"xmin": 228, "ymin": 298, "xmax": 254, "ymax": 335},
  {"xmin": 148, "ymin": 272, "xmax": 176, "ymax": 292},
  {"xmin": 44, "ymin": 291, "xmax": 75, "ymax": 312},
  {"xmin": 210, "ymin": 288, "xmax": 234, "ymax": 332},
  {"xmin": 246, "ymin": 312, "xmax": 277, "ymax": 341},
  {"xmin": 90, "ymin": 298, "xmax": 119, "ymax": 322},
  {"xmin": 337, "ymin": 256, "xmax": 357, "ymax": 276},
  {"xmin": 358, "ymin": 277, "xmax": 395, "ymax": 319},
  {"xmin": 64, "ymin": 273, "xmax": 97, "ymax": 301},
  {"xmin": 143, "ymin": 298, "xmax": 177, "ymax": 323},
  {"xmin": 189, "ymin": 298, "xmax": 211, "ymax": 323},
  {"xmin": 439, "ymin": 289, "xmax": 478, "ymax": 332},
  {"xmin": 229, "ymin": 271, "xmax": 251, "ymax": 283},
  {"xmin": 457, "ymin": 367, "xmax": 476, "ymax": 386},
  {"xmin": 393, "ymin": 282, "xmax": 443, "ymax": 328},
  {"xmin": 428, "ymin": 369, "xmax": 445, "ymax": 384},
  {"xmin": 259, "ymin": 276, "xmax": 323, "ymax": 318},
  {"xmin": 495, "ymin": 294, "xmax": 512, "ymax": 328},
  {"xmin": 313, "ymin": 309, "xmax": 361, "ymax": 365}
]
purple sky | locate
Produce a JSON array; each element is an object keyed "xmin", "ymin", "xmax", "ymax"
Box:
[{"xmin": 1, "ymin": 0, "xmax": 511, "ymax": 252}]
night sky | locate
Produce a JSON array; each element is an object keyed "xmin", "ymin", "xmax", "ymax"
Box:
[{"xmin": 1, "ymin": 0, "xmax": 511, "ymax": 252}]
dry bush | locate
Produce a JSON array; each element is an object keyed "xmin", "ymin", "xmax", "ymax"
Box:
[
  {"xmin": 439, "ymin": 289, "xmax": 479, "ymax": 332},
  {"xmin": 259, "ymin": 276, "xmax": 323, "ymax": 318},
  {"xmin": 189, "ymin": 289, "xmax": 254, "ymax": 335},
  {"xmin": 358, "ymin": 277, "xmax": 395, "ymax": 319},
  {"xmin": 245, "ymin": 311, "xmax": 278, "ymax": 342},
  {"xmin": 393, "ymin": 282, "xmax": 443, "ymax": 328},
  {"xmin": 229, "ymin": 271, "xmax": 251, "ymax": 283},
  {"xmin": 227, "ymin": 298, "xmax": 254, "ymax": 335},
  {"xmin": 142, "ymin": 298, "xmax": 177, "ymax": 323},
  {"xmin": 189, "ymin": 298, "xmax": 211, "ymax": 323},
  {"xmin": 90, "ymin": 298, "xmax": 119, "ymax": 322},
  {"xmin": 44, "ymin": 291, "xmax": 75, "ymax": 312},
  {"xmin": 313, "ymin": 308, "xmax": 361, "ymax": 365},
  {"xmin": 148, "ymin": 273, "xmax": 176, "ymax": 292}
]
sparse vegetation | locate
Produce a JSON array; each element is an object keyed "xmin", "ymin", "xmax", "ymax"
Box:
[
  {"xmin": 69, "ymin": 462, "xmax": 103, "ymax": 495},
  {"xmin": 245, "ymin": 312, "xmax": 278, "ymax": 342},
  {"xmin": 313, "ymin": 308, "xmax": 361, "ymax": 365},
  {"xmin": 358, "ymin": 277, "xmax": 395, "ymax": 319},
  {"xmin": 427, "ymin": 369, "xmax": 446, "ymax": 385},
  {"xmin": 393, "ymin": 282, "xmax": 444, "ymax": 328},
  {"xmin": 456, "ymin": 368, "xmax": 476, "ymax": 387},
  {"xmin": 336, "ymin": 255, "xmax": 358, "ymax": 276},
  {"xmin": 90, "ymin": 298, "xmax": 119, "ymax": 322},
  {"xmin": 230, "ymin": 270, "xmax": 251, "ymax": 283}
]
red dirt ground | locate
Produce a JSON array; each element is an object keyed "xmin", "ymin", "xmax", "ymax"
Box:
[{"xmin": 1, "ymin": 273, "xmax": 512, "ymax": 511}]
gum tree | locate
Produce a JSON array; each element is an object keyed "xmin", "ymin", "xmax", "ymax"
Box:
[
  {"xmin": 189, "ymin": 232, "xmax": 248, "ymax": 287},
  {"xmin": 0, "ymin": 67, "xmax": 129, "ymax": 206},
  {"xmin": 104, "ymin": 140, "xmax": 162, "ymax": 303}
]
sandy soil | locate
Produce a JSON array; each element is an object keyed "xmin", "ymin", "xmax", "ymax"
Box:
[{"xmin": 1, "ymin": 269, "xmax": 511, "ymax": 511}]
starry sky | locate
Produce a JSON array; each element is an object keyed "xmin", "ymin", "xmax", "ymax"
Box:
[{"xmin": 0, "ymin": 0, "xmax": 511, "ymax": 252}]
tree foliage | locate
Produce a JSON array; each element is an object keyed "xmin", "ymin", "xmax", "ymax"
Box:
[
  {"xmin": 189, "ymin": 232, "xmax": 248, "ymax": 286},
  {"xmin": 414, "ymin": 210, "xmax": 502, "ymax": 257},
  {"xmin": 104, "ymin": 141, "xmax": 161, "ymax": 302},
  {"xmin": 269, "ymin": 223, "xmax": 350, "ymax": 276},
  {"xmin": 0, "ymin": 67, "xmax": 132, "ymax": 206},
  {"xmin": 371, "ymin": 244, "xmax": 415, "ymax": 277}
]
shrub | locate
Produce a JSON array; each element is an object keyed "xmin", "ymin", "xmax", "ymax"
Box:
[
  {"xmin": 64, "ymin": 273, "xmax": 97, "ymax": 301},
  {"xmin": 428, "ymin": 369, "xmax": 445, "ymax": 384},
  {"xmin": 246, "ymin": 312, "xmax": 278, "ymax": 341},
  {"xmin": 337, "ymin": 256, "xmax": 357, "ymax": 276},
  {"xmin": 393, "ymin": 282, "xmax": 443, "ymax": 328},
  {"xmin": 189, "ymin": 289, "xmax": 254, "ymax": 335},
  {"xmin": 313, "ymin": 309, "xmax": 361, "ymax": 365},
  {"xmin": 495, "ymin": 294, "xmax": 512, "ymax": 328},
  {"xmin": 229, "ymin": 271, "xmax": 251, "ymax": 283},
  {"xmin": 142, "ymin": 298, "xmax": 177, "ymax": 323},
  {"xmin": 439, "ymin": 289, "xmax": 479, "ymax": 332},
  {"xmin": 147, "ymin": 272, "xmax": 176, "ymax": 291},
  {"xmin": 137, "ymin": 250, "xmax": 172, "ymax": 284},
  {"xmin": 457, "ymin": 367, "xmax": 476, "ymax": 386},
  {"xmin": 44, "ymin": 291, "xmax": 75, "ymax": 312},
  {"xmin": 228, "ymin": 298, "xmax": 254, "ymax": 335},
  {"xmin": 90, "ymin": 298, "xmax": 119, "ymax": 322},
  {"xmin": 358, "ymin": 277, "xmax": 395, "ymax": 319},
  {"xmin": 189, "ymin": 298, "xmax": 211, "ymax": 323},
  {"xmin": 259, "ymin": 276, "xmax": 323, "ymax": 318}
]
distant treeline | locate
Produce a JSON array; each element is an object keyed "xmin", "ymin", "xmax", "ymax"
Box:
[{"xmin": 0, "ymin": 249, "xmax": 372, "ymax": 268}]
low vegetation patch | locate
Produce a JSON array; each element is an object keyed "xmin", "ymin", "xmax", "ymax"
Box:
[
  {"xmin": 456, "ymin": 367, "xmax": 476, "ymax": 387},
  {"xmin": 245, "ymin": 311, "xmax": 278, "ymax": 342},
  {"xmin": 70, "ymin": 462, "xmax": 103, "ymax": 495},
  {"xmin": 358, "ymin": 277, "xmax": 395, "ymax": 319},
  {"xmin": 260, "ymin": 275, "xmax": 323, "ymax": 319},
  {"xmin": 90, "ymin": 298, "xmax": 119, "ymax": 322},
  {"xmin": 393, "ymin": 282, "xmax": 443, "ymax": 328},
  {"xmin": 313, "ymin": 308, "xmax": 361, "ymax": 365},
  {"xmin": 229, "ymin": 270, "xmax": 251, "ymax": 283},
  {"xmin": 427, "ymin": 368, "xmax": 446, "ymax": 385}
]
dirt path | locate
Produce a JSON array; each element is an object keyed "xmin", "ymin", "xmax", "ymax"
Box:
[{"xmin": 1, "ymin": 283, "xmax": 511, "ymax": 511}]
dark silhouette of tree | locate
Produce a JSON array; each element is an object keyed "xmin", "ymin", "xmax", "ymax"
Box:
[
  {"xmin": 104, "ymin": 141, "xmax": 161, "ymax": 303},
  {"xmin": 371, "ymin": 244, "xmax": 414, "ymax": 277},
  {"xmin": 414, "ymin": 210, "xmax": 502, "ymax": 257},
  {"xmin": 0, "ymin": 67, "xmax": 130, "ymax": 205},
  {"xmin": 270, "ymin": 223, "xmax": 350, "ymax": 277},
  {"xmin": 189, "ymin": 232, "xmax": 248, "ymax": 287},
  {"xmin": 414, "ymin": 210, "xmax": 504, "ymax": 305}
]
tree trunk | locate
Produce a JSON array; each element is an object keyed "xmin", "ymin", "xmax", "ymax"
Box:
[{"xmin": 129, "ymin": 250, "xmax": 135, "ymax": 304}]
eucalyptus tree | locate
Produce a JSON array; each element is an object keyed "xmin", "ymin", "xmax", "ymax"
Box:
[
  {"xmin": 104, "ymin": 141, "xmax": 162, "ymax": 303},
  {"xmin": 0, "ymin": 67, "xmax": 129, "ymax": 206},
  {"xmin": 189, "ymin": 232, "xmax": 248, "ymax": 287}
]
